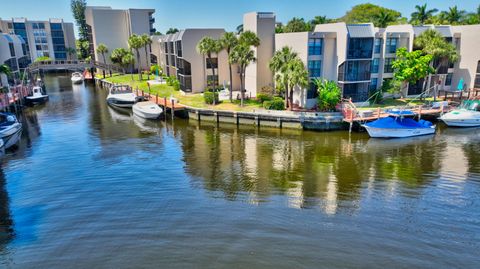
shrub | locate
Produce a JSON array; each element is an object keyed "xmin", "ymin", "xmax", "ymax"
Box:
[
  {"xmin": 204, "ymin": 92, "xmax": 219, "ymax": 104},
  {"xmin": 150, "ymin": 64, "xmax": 162, "ymax": 75},
  {"xmin": 166, "ymin": 76, "xmax": 180, "ymax": 91},
  {"xmin": 204, "ymin": 86, "xmax": 223, "ymax": 93},
  {"xmin": 263, "ymin": 97, "xmax": 285, "ymax": 110},
  {"xmin": 256, "ymin": 93, "xmax": 272, "ymax": 103},
  {"xmin": 314, "ymin": 79, "xmax": 341, "ymax": 111}
]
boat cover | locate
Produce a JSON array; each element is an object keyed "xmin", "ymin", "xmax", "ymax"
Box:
[{"xmin": 365, "ymin": 116, "xmax": 431, "ymax": 129}]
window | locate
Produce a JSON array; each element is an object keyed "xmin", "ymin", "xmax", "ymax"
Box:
[
  {"xmin": 50, "ymin": 23, "xmax": 62, "ymax": 30},
  {"xmin": 384, "ymin": 58, "xmax": 394, "ymax": 73},
  {"xmin": 374, "ymin": 38, "xmax": 382, "ymax": 54},
  {"xmin": 370, "ymin": 78, "xmax": 378, "ymax": 90},
  {"xmin": 347, "ymin": 38, "xmax": 373, "ymax": 59},
  {"xmin": 308, "ymin": 38, "xmax": 323, "ymax": 55},
  {"xmin": 340, "ymin": 60, "xmax": 371, "ymax": 81},
  {"xmin": 308, "ymin": 60, "xmax": 321, "ymax": 78},
  {"xmin": 8, "ymin": 43, "xmax": 15, "ymax": 57},
  {"xmin": 54, "ymin": 52, "xmax": 67, "ymax": 59},
  {"xmin": 166, "ymin": 54, "xmax": 169, "ymax": 65},
  {"xmin": 21, "ymin": 43, "xmax": 27, "ymax": 55},
  {"xmin": 385, "ymin": 38, "xmax": 398, "ymax": 54},
  {"xmin": 206, "ymin": 58, "xmax": 218, "ymax": 69},
  {"xmin": 476, "ymin": 61, "xmax": 480, "ymax": 73},
  {"xmin": 175, "ymin": 41, "xmax": 182, "ymax": 57},
  {"xmin": 445, "ymin": 73, "xmax": 452, "ymax": 86},
  {"xmin": 371, "ymin": 58, "xmax": 379, "ymax": 73},
  {"xmin": 164, "ymin": 42, "xmax": 168, "ymax": 53},
  {"xmin": 168, "ymin": 42, "xmax": 174, "ymax": 54}
]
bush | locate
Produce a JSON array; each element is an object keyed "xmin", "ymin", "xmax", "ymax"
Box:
[
  {"xmin": 166, "ymin": 76, "xmax": 180, "ymax": 91},
  {"xmin": 256, "ymin": 93, "xmax": 272, "ymax": 103},
  {"xmin": 263, "ymin": 97, "xmax": 285, "ymax": 110},
  {"xmin": 204, "ymin": 92, "xmax": 219, "ymax": 104},
  {"xmin": 314, "ymin": 79, "xmax": 341, "ymax": 111},
  {"xmin": 204, "ymin": 86, "xmax": 223, "ymax": 93}
]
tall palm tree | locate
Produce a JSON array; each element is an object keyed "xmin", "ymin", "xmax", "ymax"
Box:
[
  {"xmin": 238, "ymin": 30, "xmax": 260, "ymax": 47},
  {"xmin": 141, "ymin": 34, "xmax": 152, "ymax": 79},
  {"xmin": 229, "ymin": 43, "xmax": 255, "ymax": 107},
  {"xmin": 286, "ymin": 59, "xmax": 309, "ymax": 109},
  {"xmin": 219, "ymin": 32, "xmax": 238, "ymax": 102},
  {"xmin": 441, "ymin": 6, "xmax": 466, "ymax": 24},
  {"xmin": 197, "ymin": 36, "xmax": 222, "ymax": 104},
  {"xmin": 122, "ymin": 52, "xmax": 135, "ymax": 80},
  {"xmin": 374, "ymin": 10, "xmax": 395, "ymax": 28},
  {"xmin": 0, "ymin": 64, "xmax": 12, "ymax": 88},
  {"xmin": 269, "ymin": 46, "xmax": 298, "ymax": 109},
  {"xmin": 410, "ymin": 3, "xmax": 438, "ymax": 25},
  {"xmin": 110, "ymin": 48, "xmax": 129, "ymax": 73},
  {"xmin": 96, "ymin": 43, "xmax": 109, "ymax": 78},
  {"xmin": 128, "ymin": 34, "xmax": 143, "ymax": 80}
]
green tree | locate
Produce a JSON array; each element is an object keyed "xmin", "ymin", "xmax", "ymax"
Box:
[
  {"xmin": 71, "ymin": 0, "xmax": 89, "ymax": 58},
  {"xmin": 392, "ymin": 48, "xmax": 434, "ymax": 98},
  {"xmin": 238, "ymin": 30, "xmax": 260, "ymax": 47},
  {"xmin": 374, "ymin": 10, "xmax": 396, "ymax": 28},
  {"xmin": 128, "ymin": 34, "xmax": 144, "ymax": 80},
  {"xmin": 286, "ymin": 58, "xmax": 309, "ymax": 109},
  {"xmin": 150, "ymin": 64, "xmax": 162, "ymax": 76},
  {"xmin": 110, "ymin": 48, "xmax": 129, "ymax": 73},
  {"xmin": 122, "ymin": 52, "xmax": 135, "ymax": 80},
  {"xmin": 166, "ymin": 28, "xmax": 179, "ymax": 34},
  {"xmin": 75, "ymin": 39, "xmax": 90, "ymax": 60},
  {"xmin": 65, "ymin": 47, "xmax": 76, "ymax": 60},
  {"xmin": 410, "ymin": 3, "xmax": 438, "ymax": 25},
  {"xmin": 269, "ymin": 46, "xmax": 298, "ymax": 109},
  {"xmin": 284, "ymin": 17, "xmax": 311, "ymax": 33},
  {"xmin": 141, "ymin": 34, "xmax": 152, "ymax": 79},
  {"xmin": 313, "ymin": 79, "xmax": 341, "ymax": 111},
  {"xmin": 236, "ymin": 24, "xmax": 243, "ymax": 34},
  {"xmin": 340, "ymin": 3, "xmax": 404, "ymax": 26},
  {"xmin": 34, "ymin": 56, "xmax": 52, "ymax": 63},
  {"xmin": 229, "ymin": 43, "xmax": 255, "ymax": 107},
  {"xmin": 197, "ymin": 36, "xmax": 222, "ymax": 104},
  {"xmin": 219, "ymin": 32, "xmax": 238, "ymax": 102},
  {"xmin": 440, "ymin": 6, "xmax": 466, "ymax": 25},
  {"xmin": 0, "ymin": 64, "xmax": 12, "ymax": 88},
  {"xmin": 463, "ymin": 5, "xmax": 480, "ymax": 24},
  {"xmin": 275, "ymin": 23, "xmax": 284, "ymax": 34},
  {"xmin": 96, "ymin": 43, "xmax": 108, "ymax": 78}
]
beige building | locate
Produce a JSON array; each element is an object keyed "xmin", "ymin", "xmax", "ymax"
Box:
[
  {"xmin": 0, "ymin": 33, "xmax": 28, "ymax": 85},
  {"xmin": 85, "ymin": 6, "xmax": 155, "ymax": 69},
  {"xmin": 0, "ymin": 18, "xmax": 76, "ymax": 62}
]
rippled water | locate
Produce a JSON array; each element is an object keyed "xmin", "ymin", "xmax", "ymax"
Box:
[{"xmin": 0, "ymin": 74, "xmax": 479, "ymax": 268}]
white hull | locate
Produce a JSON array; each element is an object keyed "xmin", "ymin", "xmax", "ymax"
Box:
[
  {"xmin": 107, "ymin": 98, "xmax": 134, "ymax": 108},
  {"xmin": 26, "ymin": 95, "xmax": 49, "ymax": 104},
  {"xmin": 132, "ymin": 102, "xmax": 163, "ymax": 119},
  {"xmin": 440, "ymin": 110, "xmax": 480, "ymax": 127},
  {"xmin": 106, "ymin": 89, "xmax": 136, "ymax": 109},
  {"xmin": 364, "ymin": 125, "xmax": 435, "ymax": 138},
  {"xmin": 71, "ymin": 78, "xmax": 84, "ymax": 84},
  {"xmin": 0, "ymin": 123, "xmax": 22, "ymax": 149}
]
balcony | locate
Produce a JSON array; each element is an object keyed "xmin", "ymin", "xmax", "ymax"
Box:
[
  {"xmin": 338, "ymin": 60, "xmax": 372, "ymax": 82},
  {"xmin": 149, "ymin": 17, "xmax": 155, "ymax": 24}
]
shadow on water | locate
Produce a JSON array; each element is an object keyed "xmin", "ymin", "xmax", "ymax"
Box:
[{"xmin": 0, "ymin": 169, "xmax": 13, "ymax": 251}]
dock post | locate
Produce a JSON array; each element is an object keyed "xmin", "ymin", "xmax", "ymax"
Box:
[
  {"xmin": 171, "ymin": 99, "xmax": 175, "ymax": 120},
  {"xmin": 377, "ymin": 107, "xmax": 380, "ymax": 119},
  {"xmin": 418, "ymin": 105, "xmax": 422, "ymax": 120},
  {"xmin": 156, "ymin": 93, "xmax": 158, "ymax": 104},
  {"xmin": 164, "ymin": 97, "xmax": 167, "ymax": 121}
]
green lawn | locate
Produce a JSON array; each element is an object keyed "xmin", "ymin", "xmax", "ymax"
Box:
[{"xmin": 358, "ymin": 97, "xmax": 436, "ymax": 110}]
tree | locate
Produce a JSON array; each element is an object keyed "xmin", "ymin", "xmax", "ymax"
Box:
[
  {"xmin": 128, "ymin": 34, "xmax": 143, "ymax": 80},
  {"xmin": 71, "ymin": 0, "xmax": 89, "ymax": 58},
  {"xmin": 275, "ymin": 23, "xmax": 284, "ymax": 33},
  {"xmin": 440, "ymin": 6, "xmax": 466, "ymax": 25},
  {"xmin": 463, "ymin": 5, "xmax": 480, "ymax": 24},
  {"xmin": 219, "ymin": 32, "xmax": 238, "ymax": 102},
  {"xmin": 76, "ymin": 39, "xmax": 90, "ymax": 60},
  {"xmin": 392, "ymin": 48, "xmax": 435, "ymax": 98},
  {"xmin": 313, "ymin": 79, "xmax": 341, "ymax": 111},
  {"xmin": 286, "ymin": 59, "xmax": 309, "ymax": 109},
  {"xmin": 96, "ymin": 43, "xmax": 108, "ymax": 78},
  {"xmin": 65, "ymin": 47, "xmax": 76, "ymax": 60},
  {"xmin": 34, "ymin": 56, "xmax": 52, "ymax": 63},
  {"xmin": 309, "ymin": 16, "xmax": 333, "ymax": 29},
  {"xmin": 410, "ymin": 3, "xmax": 438, "ymax": 25},
  {"xmin": 269, "ymin": 46, "xmax": 298, "ymax": 109},
  {"xmin": 141, "ymin": 34, "xmax": 152, "ymax": 79},
  {"xmin": 166, "ymin": 28, "xmax": 179, "ymax": 34},
  {"xmin": 110, "ymin": 48, "xmax": 129, "ymax": 73},
  {"xmin": 154, "ymin": 31, "xmax": 163, "ymax": 35},
  {"xmin": 236, "ymin": 24, "xmax": 243, "ymax": 34},
  {"xmin": 0, "ymin": 64, "xmax": 12, "ymax": 88},
  {"xmin": 122, "ymin": 52, "xmax": 135, "ymax": 80},
  {"xmin": 284, "ymin": 17, "xmax": 311, "ymax": 33},
  {"xmin": 197, "ymin": 36, "xmax": 222, "ymax": 104},
  {"xmin": 229, "ymin": 43, "xmax": 255, "ymax": 107},
  {"xmin": 238, "ymin": 30, "xmax": 260, "ymax": 47},
  {"xmin": 340, "ymin": 3, "xmax": 405, "ymax": 26},
  {"xmin": 374, "ymin": 10, "xmax": 396, "ymax": 28}
]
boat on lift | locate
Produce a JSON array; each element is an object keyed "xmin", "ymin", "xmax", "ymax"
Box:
[
  {"xmin": 0, "ymin": 113, "xmax": 22, "ymax": 149},
  {"xmin": 106, "ymin": 85, "xmax": 136, "ymax": 108},
  {"xmin": 363, "ymin": 110, "xmax": 435, "ymax": 138},
  {"xmin": 440, "ymin": 99, "xmax": 480, "ymax": 127},
  {"xmin": 25, "ymin": 86, "xmax": 49, "ymax": 105},
  {"xmin": 71, "ymin": 72, "xmax": 84, "ymax": 84}
]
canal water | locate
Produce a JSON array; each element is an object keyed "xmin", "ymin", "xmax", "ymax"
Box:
[{"xmin": 0, "ymin": 74, "xmax": 479, "ymax": 268}]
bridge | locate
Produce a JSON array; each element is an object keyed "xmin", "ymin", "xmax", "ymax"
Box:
[{"xmin": 27, "ymin": 60, "xmax": 124, "ymax": 73}]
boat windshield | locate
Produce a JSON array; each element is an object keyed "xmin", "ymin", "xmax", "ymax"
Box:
[
  {"xmin": 111, "ymin": 86, "xmax": 133, "ymax": 94},
  {"xmin": 461, "ymin": 100, "xmax": 480, "ymax": 111}
]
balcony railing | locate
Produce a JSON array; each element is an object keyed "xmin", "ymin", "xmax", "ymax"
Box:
[{"xmin": 338, "ymin": 71, "xmax": 371, "ymax": 82}]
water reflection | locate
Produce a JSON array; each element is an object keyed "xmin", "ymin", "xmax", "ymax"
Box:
[{"xmin": 0, "ymin": 169, "xmax": 13, "ymax": 251}]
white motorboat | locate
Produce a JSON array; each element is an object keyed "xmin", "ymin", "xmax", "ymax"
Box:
[
  {"xmin": 363, "ymin": 116, "xmax": 435, "ymax": 138},
  {"xmin": 440, "ymin": 100, "xmax": 480, "ymax": 127},
  {"xmin": 132, "ymin": 100, "xmax": 163, "ymax": 119},
  {"xmin": 25, "ymin": 86, "xmax": 48, "ymax": 105},
  {"xmin": 71, "ymin": 72, "xmax": 84, "ymax": 84},
  {"xmin": 106, "ymin": 85, "xmax": 136, "ymax": 108},
  {"xmin": 0, "ymin": 113, "xmax": 22, "ymax": 149}
]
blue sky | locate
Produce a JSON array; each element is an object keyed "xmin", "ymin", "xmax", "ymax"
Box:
[{"xmin": 0, "ymin": 0, "xmax": 478, "ymax": 35}]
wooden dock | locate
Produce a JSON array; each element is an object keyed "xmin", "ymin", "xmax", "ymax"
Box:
[{"xmin": 136, "ymin": 90, "xmax": 186, "ymax": 112}]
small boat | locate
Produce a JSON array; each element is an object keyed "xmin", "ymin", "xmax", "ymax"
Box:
[
  {"xmin": 0, "ymin": 113, "xmax": 22, "ymax": 149},
  {"xmin": 363, "ymin": 115, "xmax": 435, "ymax": 138},
  {"xmin": 71, "ymin": 72, "xmax": 84, "ymax": 84},
  {"xmin": 25, "ymin": 86, "xmax": 49, "ymax": 105},
  {"xmin": 132, "ymin": 99, "xmax": 163, "ymax": 119},
  {"xmin": 106, "ymin": 85, "xmax": 136, "ymax": 108},
  {"xmin": 440, "ymin": 100, "xmax": 480, "ymax": 127}
]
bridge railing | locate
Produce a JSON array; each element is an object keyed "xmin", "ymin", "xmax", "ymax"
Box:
[{"xmin": 27, "ymin": 60, "xmax": 124, "ymax": 74}]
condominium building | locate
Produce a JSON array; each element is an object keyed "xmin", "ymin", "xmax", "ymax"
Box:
[
  {"xmin": 151, "ymin": 29, "xmax": 240, "ymax": 93},
  {"xmin": 0, "ymin": 33, "xmax": 28, "ymax": 84},
  {"xmin": 0, "ymin": 18, "xmax": 76, "ymax": 62},
  {"xmin": 85, "ymin": 6, "xmax": 155, "ymax": 69}
]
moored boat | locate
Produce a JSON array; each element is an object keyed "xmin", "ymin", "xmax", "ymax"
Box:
[
  {"xmin": 363, "ymin": 115, "xmax": 435, "ymax": 138},
  {"xmin": 132, "ymin": 100, "xmax": 163, "ymax": 119},
  {"xmin": 25, "ymin": 86, "xmax": 49, "ymax": 105},
  {"xmin": 0, "ymin": 113, "xmax": 22, "ymax": 149},
  {"xmin": 71, "ymin": 72, "xmax": 84, "ymax": 84},
  {"xmin": 106, "ymin": 85, "xmax": 136, "ymax": 108},
  {"xmin": 440, "ymin": 100, "xmax": 480, "ymax": 127}
]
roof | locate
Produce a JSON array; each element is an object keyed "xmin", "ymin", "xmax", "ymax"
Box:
[
  {"xmin": 347, "ymin": 24, "xmax": 375, "ymax": 38},
  {"xmin": 413, "ymin": 25, "xmax": 452, "ymax": 37}
]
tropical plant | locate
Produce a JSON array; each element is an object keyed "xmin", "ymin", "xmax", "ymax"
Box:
[
  {"xmin": 285, "ymin": 59, "xmax": 309, "ymax": 109},
  {"xmin": 128, "ymin": 34, "xmax": 144, "ymax": 80},
  {"xmin": 96, "ymin": 43, "xmax": 109, "ymax": 78},
  {"xmin": 313, "ymin": 79, "xmax": 341, "ymax": 111},
  {"xmin": 263, "ymin": 97, "xmax": 285, "ymax": 110},
  {"xmin": 284, "ymin": 17, "xmax": 311, "ymax": 33},
  {"xmin": 166, "ymin": 76, "xmax": 180, "ymax": 90},
  {"xmin": 204, "ymin": 92, "xmax": 219, "ymax": 105},
  {"xmin": 340, "ymin": 3, "xmax": 405, "ymax": 25},
  {"xmin": 110, "ymin": 48, "xmax": 129, "ymax": 73},
  {"xmin": 269, "ymin": 46, "xmax": 298, "ymax": 109},
  {"xmin": 71, "ymin": 0, "xmax": 89, "ymax": 58},
  {"xmin": 150, "ymin": 64, "xmax": 162, "ymax": 76},
  {"xmin": 66, "ymin": 47, "xmax": 76, "ymax": 60},
  {"xmin": 256, "ymin": 93, "xmax": 272, "ymax": 103},
  {"xmin": 410, "ymin": 3, "xmax": 438, "ymax": 25},
  {"xmin": 141, "ymin": 34, "xmax": 152, "ymax": 79},
  {"xmin": 275, "ymin": 23, "xmax": 284, "ymax": 33},
  {"xmin": 197, "ymin": 36, "xmax": 222, "ymax": 104},
  {"xmin": 122, "ymin": 51, "xmax": 135, "ymax": 80},
  {"xmin": 236, "ymin": 24, "xmax": 243, "ymax": 34},
  {"xmin": 219, "ymin": 32, "xmax": 238, "ymax": 101},
  {"xmin": 34, "ymin": 56, "xmax": 52, "ymax": 62},
  {"xmin": 392, "ymin": 48, "xmax": 435, "ymax": 98},
  {"xmin": 238, "ymin": 30, "xmax": 260, "ymax": 47},
  {"xmin": 229, "ymin": 43, "xmax": 255, "ymax": 107},
  {"xmin": 374, "ymin": 10, "xmax": 396, "ymax": 28},
  {"xmin": 0, "ymin": 64, "xmax": 12, "ymax": 88},
  {"xmin": 440, "ymin": 6, "xmax": 466, "ymax": 24},
  {"xmin": 166, "ymin": 28, "xmax": 179, "ymax": 34},
  {"xmin": 414, "ymin": 29, "xmax": 459, "ymax": 70},
  {"xmin": 75, "ymin": 39, "xmax": 90, "ymax": 60}
]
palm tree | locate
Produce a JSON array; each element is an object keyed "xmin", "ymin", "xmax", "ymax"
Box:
[
  {"xmin": 110, "ymin": 48, "xmax": 129, "ymax": 74},
  {"xmin": 236, "ymin": 24, "xmax": 243, "ymax": 34},
  {"xmin": 128, "ymin": 34, "xmax": 143, "ymax": 80},
  {"xmin": 197, "ymin": 36, "xmax": 222, "ymax": 104},
  {"xmin": 229, "ymin": 43, "xmax": 255, "ymax": 107},
  {"xmin": 166, "ymin": 28, "xmax": 179, "ymax": 34},
  {"xmin": 410, "ymin": 4, "xmax": 438, "ymax": 25},
  {"xmin": 96, "ymin": 43, "xmax": 109, "ymax": 78},
  {"xmin": 286, "ymin": 59, "xmax": 309, "ymax": 109},
  {"xmin": 269, "ymin": 47, "xmax": 298, "ymax": 109},
  {"xmin": 374, "ymin": 10, "xmax": 395, "ymax": 28},
  {"xmin": 141, "ymin": 34, "xmax": 152, "ymax": 79},
  {"xmin": 441, "ymin": 6, "xmax": 466, "ymax": 24},
  {"xmin": 122, "ymin": 52, "xmax": 135, "ymax": 80},
  {"xmin": 0, "ymin": 64, "xmax": 12, "ymax": 88},
  {"xmin": 219, "ymin": 32, "xmax": 238, "ymax": 102},
  {"xmin": 66, "ymin": 47, "xmax": 76, "ymax": 60},
  {"xmin": 238, "ymin": 30, "xmax": 260, "ymax": 47}
]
